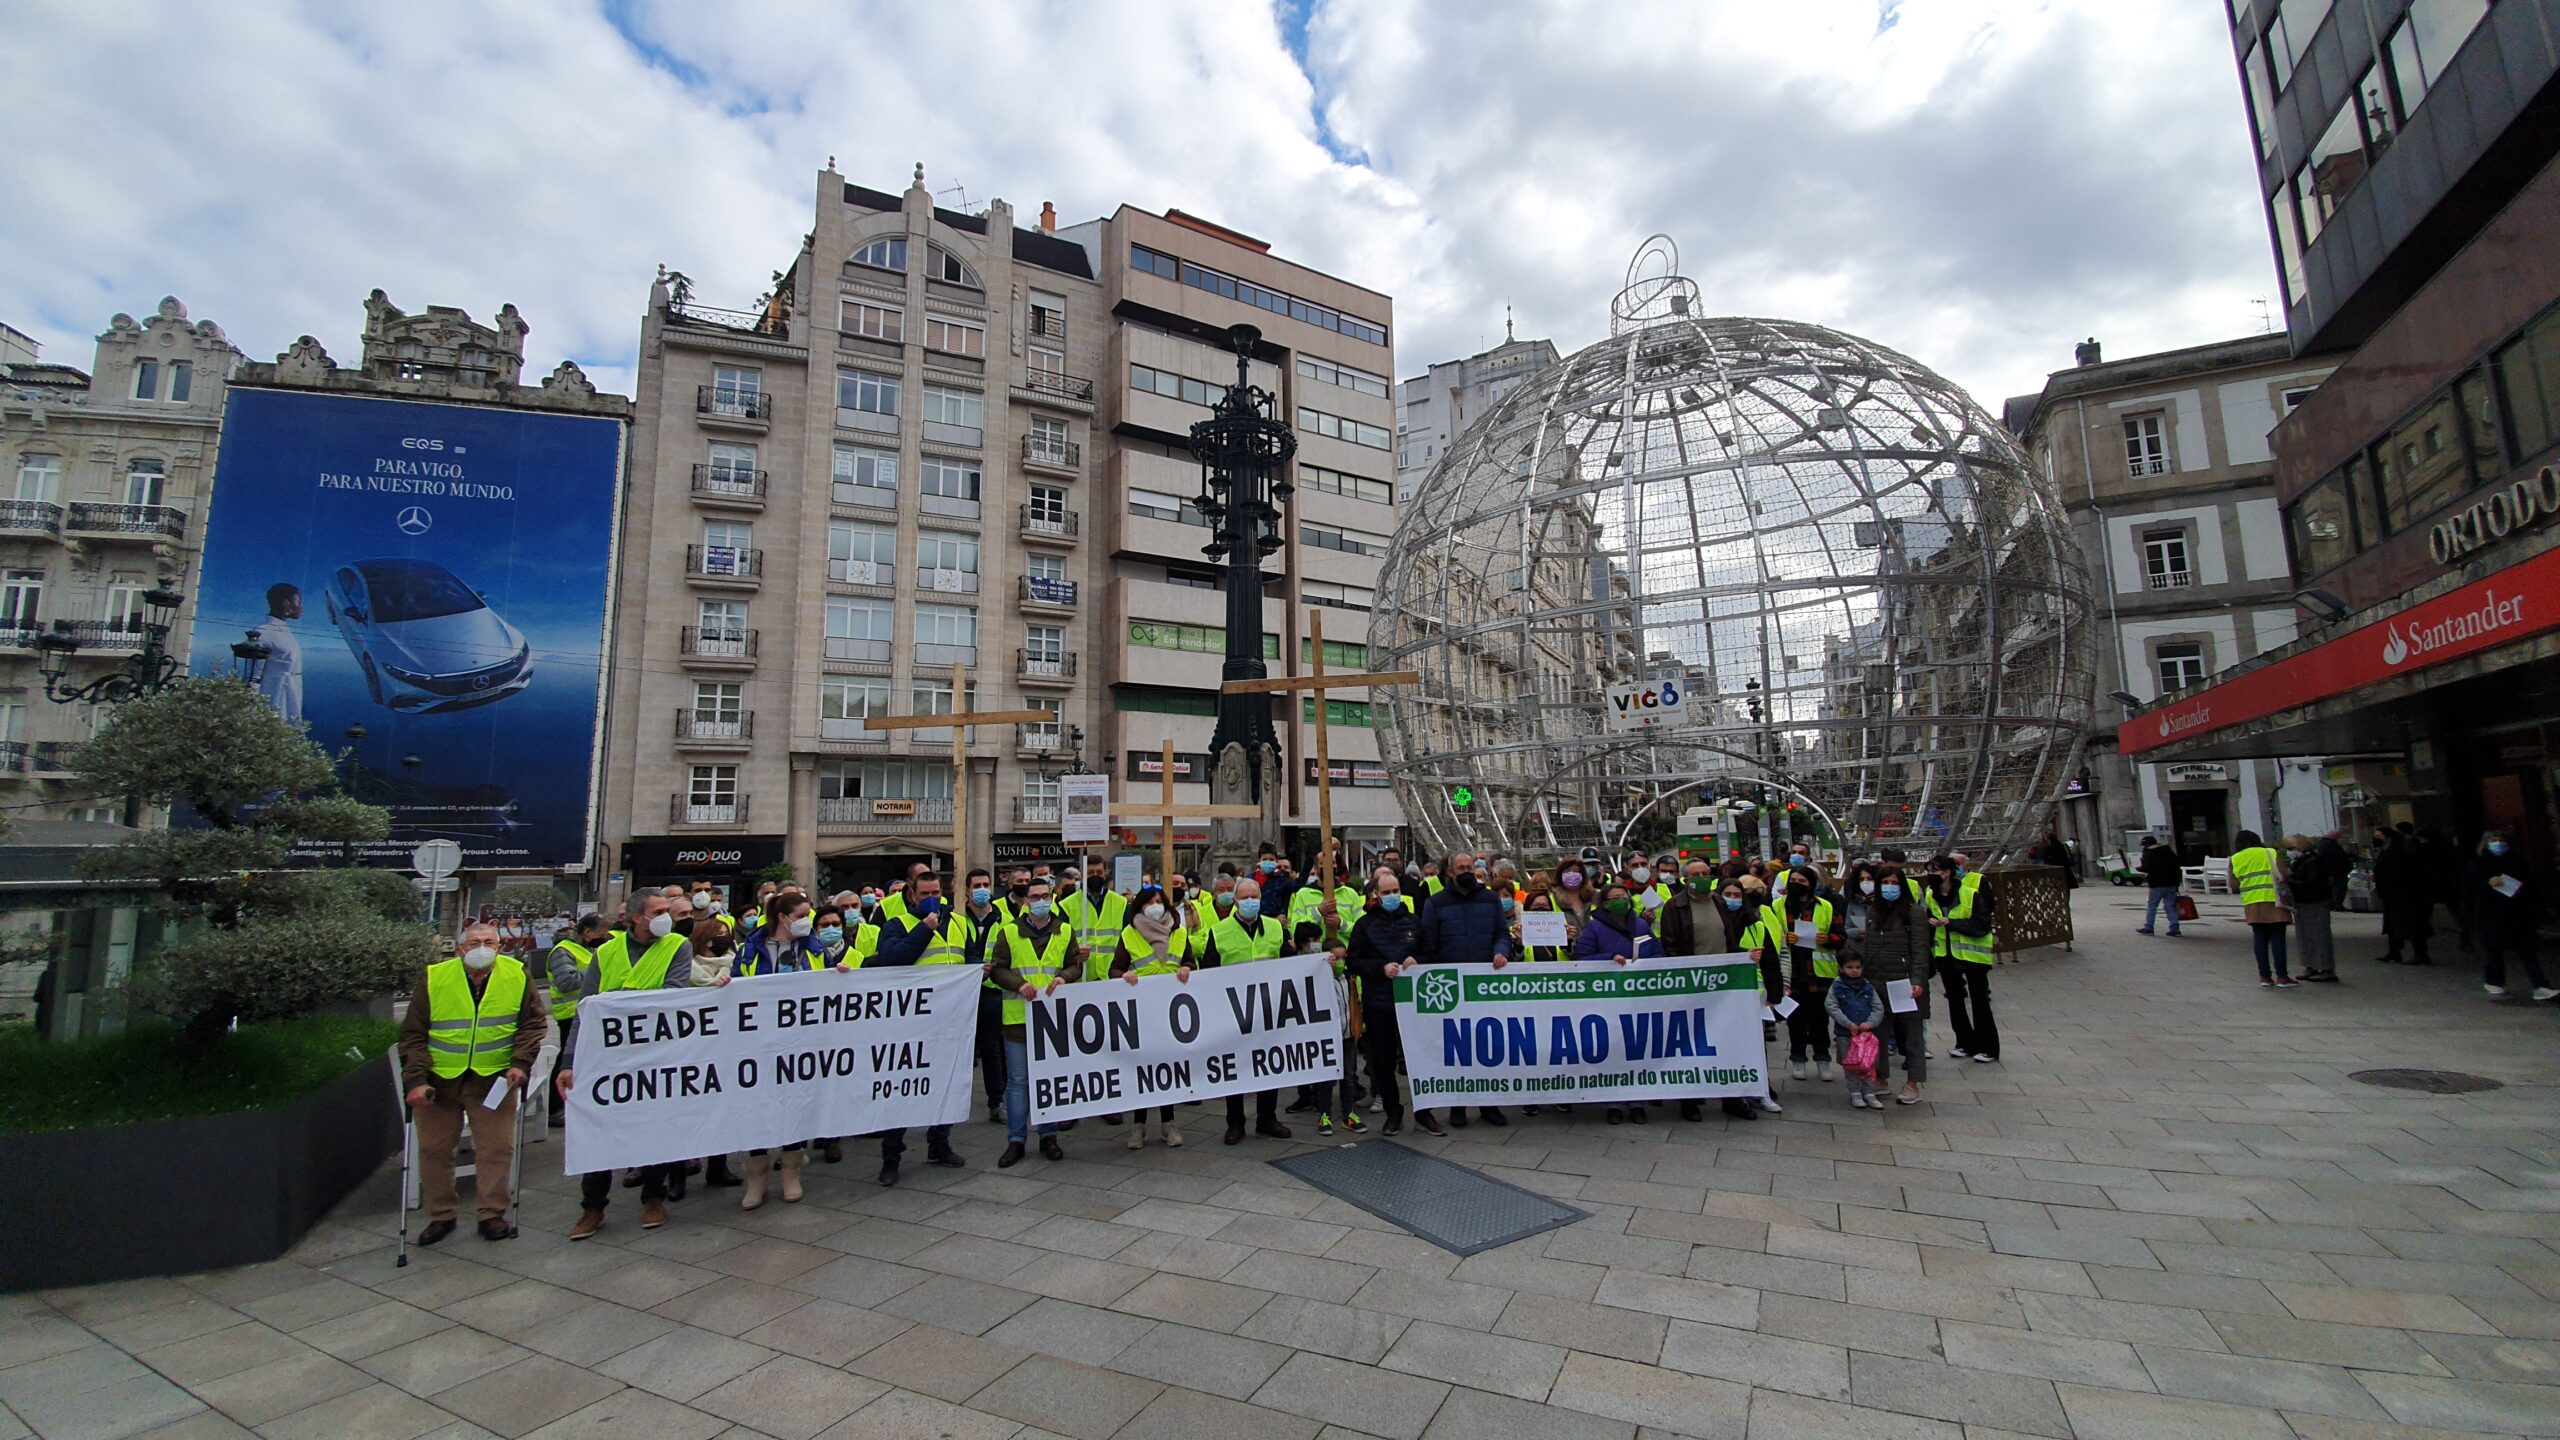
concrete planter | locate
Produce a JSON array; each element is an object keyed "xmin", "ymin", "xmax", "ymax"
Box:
[{"xmin": 0, "ymin": 1051, "xmax": 398, "ymax": 1291}]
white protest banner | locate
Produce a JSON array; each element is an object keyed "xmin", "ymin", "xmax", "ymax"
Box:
[
  {"xmin": 1393, "ymin": 956, "xmax": 1768, "ymax": 1107},
  {"xmin": 1027, "ymin": 953, "xmax": 1342, "ymax": 1124},
  {"xmin": 563, "ymin": 965, "xmax": 978, "ymax": 1173}
]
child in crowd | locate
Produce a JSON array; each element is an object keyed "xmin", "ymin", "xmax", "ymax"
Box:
[
  {"xmin": 1293, "ymin": 921, "xmax": 1366, "ymax": 1138},
  {"xmin": 1824, "ymin": 953, "xmax": 1884, "ymax": 1109}
]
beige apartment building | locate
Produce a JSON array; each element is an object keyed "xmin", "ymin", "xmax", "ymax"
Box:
[
  {"xmin": 602, "ymin": 166, "xmax": 1402, "ymax": 897},
  {"xmin": 0, "ymin": 299, "xmax": 239, "ymax": 820}
]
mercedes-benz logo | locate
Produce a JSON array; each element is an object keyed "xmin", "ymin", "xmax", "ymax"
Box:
[
  {"xmin": 396, "ymin": 506, "xmax": 433, "ymax": 536},
  {"xmin": 473, "ymin": 674, "xmax": 491, "ymax": 690}
]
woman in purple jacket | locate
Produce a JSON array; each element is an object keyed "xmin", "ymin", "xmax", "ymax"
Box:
[{"xmin": 1573, "ymin": 882, "xmax": 1658, "ymax": 1125}]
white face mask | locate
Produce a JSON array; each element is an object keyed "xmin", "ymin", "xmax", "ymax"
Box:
[
  {"xmin": 462, "ymin": 946, "xmax": 498, "ymax": 971},
  {"xmin": 1859, "ymin": 880, "xmax": 1877, "ymax": 896},
  {"xmin": 1143, "ymin": 903, "xmax": 1166, "ymax": 920},
  {"xmin": 647, "ymin": 912, "xmax": 673, "ymax": 939},
  {"xmin": 1630, "ymin": 867, "xmax": 1652, "ymax": 884},
  {"xmin": 789, "ymin": 915, "xmax": 814, "ymax": 938}
]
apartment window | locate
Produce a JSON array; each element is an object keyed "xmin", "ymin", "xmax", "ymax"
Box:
[
  {"xmin": 917, "ymin": 532, "xmax": 980, "ymax": 591},
  {"xmin": 825, "ymin": 597, "xmax": 894, "ymax": 660},
  {"xmin": 2122, "ymin": 414, "xmax": 2168, "ymax": 477},
  {"xmin": 828, "ymin": 521, "xmax": 896, "ymax": 584},
  {"xmin": 924, "ymin": 315, "xmax": 985, "ymax": 357},
  {"xmin": 702, "ymin": 519, "xmax": 753, "ymax": 553},
  {"xmin": 1022, "ymin": 772, "xmax": 1061, "ymax": 807},
  {"xmin": 711, "ymin": 365, "xmax": 762, "ymax": 414},
  {"xmin": 823, "ymin": 760, "xmax": 951, "ymax": 801},
  {"xmin": 1027, "ymin": 485, "xmax": 1067, "ymax": 526},
  {"xmin": 2374, "ymin": 393, "xmax": 2466, "ymax": 531},
  {"xmin": 395, "ymin": 341, "xmax": 426, "ymax": 382},
  {"xmin": 912, "ymin": 679, "xmax": 978, "ymax": 727},
  {"xmin": 2386, "ymin": 0, "xmax": 2490, "ymax": 121},
  {"xmin": 1298, "ymin": 407, "xmax": 1393, "ymax": 450},
  {"xmin": 842, "ymin": 299, "xmax": 903, "ymax": 342},
  {"xmin": 1126, "ymin": 245, "xmax": 1388, "ymax": 346},
  {"xmin": 2265, "ymin": 0, "xmax": 2332, "ymax": 90},
  {"xmin": 697, "ymin": 599, "xmax": 746, "ymax": 642},
  {"xmin": 1131, "ymin": 364, "xmax": 1217, "ymax": 408},
  {"xmin": 706, "ymin": 442, "xmax": 757, "ymax": 485},
  {"xmin": 104, "ymin": 583, "xmax": 147, "ymax": 635},
  {"xmin": 14, "ymin": 455, "xmax": 60, "ymax": 503},
  {"xmin": 836, "ymin": 370, "xmax": 901, "ymax": 432},
  {"xmin": 2156, "ymin": 643, "xmax": 2208, "ymax": 694},
  {"xmin": 851, "ymin": 235, "xmax": 908, "ymax": 272},
  {"xmin": 457, "ymin": 349, "xmax": 491, "ymax": 387},
  {"xmin": 124, "ymin": 459, "xmax": 167, "ymax": 508},
  {"xmin": 1028, "ymin": 415, "xmax": 1070, "ymax": 461},
  {"xmin": 692, "ymin": 682, "xmax": 743, "ymax": 725},
  {"xmin": 1303, "ymin": 580, "xmax": 1375, "ymax": 612},
  {"xmin": 2241, "ymin": 39, "xmax": 2279, "ymax": 158},
  {"xmin": 920, "ymin": 384, "xmax": 984, "ymax": 443},
  {"xmin": 1295, "ymin": 355, "xmax": 1390, "ymax": 398},
  {"xmin": 0, "ymin": 572, "xmax": 42, "ymax": 630},
  {"xmin": 1300, "ymin": 462, "xmax": 1393, "ymax": 504},
  {"xmin": 1301, "ymin": 698, "xmax": 1373, "ymax": 727},
  {"xmin": 1115, "ymin": 686, "xmax": 1218, "ymax": 717},
  {"xmin": 2142, "ymin": 529, "xmax": 2194, "ymax": 590},
  {"xmin": 2293, "ymin": 95, "xmax": 2369, "ymax": 244},
  {"xmin": 1025, "ymin": 624, "xmax": 1064, "ymax": 664},
  {"xmin": 1302, "ymin": 522, "xmax": 1390, "ymax": 558},
  {"xmin": 2354, "ymin": 65, "xmax": 2396, "ymax": 154},
  {"xmin": 928, "ymin": 244, "xmax": 982, "ymax": 288},
  {"xmin": 1165, "ymin": 569, "xmax": 1217, "ymax": 590},
  {"xmin": 1302, "ymin": 637, "xmax": 1369, "ymax": 669},
  {"xmin": 1029, "ymin": 346, "xmax": 1066, "ymax": 382},
  {"xmin": 687, "ymin": 765, "xmax": 739, "ymax": 810},
  {"xmin": 919, "ymin": 456, "xmax": 981, "ymax": 503},
  {"xmin": 132, "ymin": 359, "xmax": 159, "ymax": 400},
  {"xmin": 1128, "ymin": 621, "xmax": 1281, "ymax": 658},
  {"xmin": 833, "ymin": 443, "xmax": 898, "ymax": 503},
  {"xmin": 1026, "ymin": 553, "xmax": 1066, "ymax": 583},
  {"xmin": 165, "ymin": 361, "xmax": 193, "ymax": 404},
  {"xmin": 820, "ymin": 679, "xmax": 890, "ymax": 739},
  {"xmin": 2284, "ymin": 474, "xmax": 2358, "ymax": 578},
  {"xmin": 1028, "ymin": 291, "xmax": 1067, "ymax": 341},
  {"xmin": 2495, "ymin": 304, "xmax": 2560, "ymax": 461},
  {"xmin": 1020, "ymin": 697, "xmax": 1063, "ymax": 749},
  {"xmin": 914, "ymin": 603, "xmax": 977, "ymax": 649},
  {"xmin": 1129, "ymin": 489, "xmax": 1195, "ymax": 525},
  {"xmin": 2280, "ymin": 386, "xmax": 2319, "ymax": 416},
  {"xmin": 2271, "ymin": 189, "xmax": 2309, "ymax": 309}
]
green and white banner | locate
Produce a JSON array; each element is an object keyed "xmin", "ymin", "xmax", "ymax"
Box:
[{"xmin": 1392, "ymin": 957, "xmax": 1769, "ymax": 1106}]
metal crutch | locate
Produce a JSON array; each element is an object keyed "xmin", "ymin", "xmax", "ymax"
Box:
[
  {"xmin": 507, "ymin": 1025, "xmax": 560, "ymax": 1241},
  {"xmin": 390, "ymin": 1049, "xmax": 413, "ymax": 1267}
]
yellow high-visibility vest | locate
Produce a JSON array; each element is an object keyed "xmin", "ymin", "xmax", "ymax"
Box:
[
  {"xmin": 594, "ymin": 931, "xmax": 685, "ymax": 992},
  {"xmin": 423, "ymin": 956, "xmax": 526, "ymax": 1080},
  {"xmin": 996, "ymin": 922, "xmax": 1076, "ymax": 1025},
  {"xmin": 548, "ymin": 939, "xmax": 595, "ymax": 1019}
]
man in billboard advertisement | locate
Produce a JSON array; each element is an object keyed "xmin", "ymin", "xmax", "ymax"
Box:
[{"xmin": 188, "ymin": 387, "xmax": 622, "ymax": 870}]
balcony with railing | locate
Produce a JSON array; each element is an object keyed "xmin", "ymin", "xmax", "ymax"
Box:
[
  {"xmin": 25, "ymin": 741, "xmax": 77, "ymax": 776},
  {"xmin": 913, "ymin": 641, "xmax": 978, "ymax": 669},
  {"xmin": 667, "ymin": 300, "xmax": 789, "ymax": 342},
  {"xmin": 695, "ymin": 386, "xmax": 773, "ymax": 429},
  {"xmin": 1017, "ymin": 649, "xmax": 1076, "ymax": 686},
  {"xmin": 66, "ymin": 503, "xmax": 185, "ymax": 542},
  {"xmin": 0, "ymin": 623, "xmax": 44, "ymax": 651},
  {"xmin": 823, "ymin": 636, "xmax": 895, "ymax": 669},
  {"xmin": 1021, "ymin": 434, "xmax": 1081, "ymax": 475},
  {"xmin": 670, "ymin": 793, "xmax": 751, "ymax": 827},
  {"xmin": 56, "ymin": 619, "xmax": 148, "ymax": 652},
  {"xmin": 818, "ymin": 715, "xmax": 890, "ymax": 744},
  {"xmin": 832, "ymin": 480, "xmax": 899, "ymax": 513},
  {"xmin": 679, "ymin": 626, "xmax": 757, "ymax": 666},
  {"xmin": 1019, "ymin": 575, "xmax": 1078, "ymax": 611},
  {"xmin": 918, "ymin": 566, "xmax": 980, "ymax": 595},
  {"xmin": 918, "ymin": 491, "xmax": 982, "ymax": 522},
  {"xmin": 690, "ymin": 466, "xmax": 768, "ymax": 507},
  {"xmin": 0, "ymin": 499, "xmax": 63, "ymax": 538},
  {"xmin": 1014, "ymin": 797, "xmax": 1062, "ymax": 826},
  {"xmin": 684, "ymin": 544, "xmax": 762, "ymax": 587},
  {"xmin": 674, "ymin": 709, "xmax": 754, "ymax": 747},
  {"xmin": 1020, "ymin": 505, "xmax": 1080, "ymax": 545},
  {"xmin": 1012, "ymin": 369, "xmax": 1096, "ymax": 410},
  {"xmin": 1014, "ymin": 723, "xmax": 1064, "ymax": 754},
  {"xmin": 817, "ymin": 795, "xmax": 955, "ymax": 831},
  {"xmin": 2144, "ymin": 568, "xmax": 2195, "ymax": 592}
]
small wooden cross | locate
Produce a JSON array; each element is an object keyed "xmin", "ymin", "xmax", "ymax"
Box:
[
  {"xmin": 1111, "ymin": 740, "xmax": 1265, "ymax": 900},
  {"xmin": 858, "ymin": 661, "xmax": 1061, "ymax": 885},
  {"xmin": 1220, "ymin": 609, "xmax": 1419, "ymax": 897}
]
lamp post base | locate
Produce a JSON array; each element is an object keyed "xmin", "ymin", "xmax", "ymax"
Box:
[{"xmin": 1208, "ymin": 740, "xmax": 1282, "ymax": 873}]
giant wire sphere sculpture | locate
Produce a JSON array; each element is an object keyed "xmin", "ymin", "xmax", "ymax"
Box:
[{"xmin": 1371, "ymin": 238, "xmax": 2094, "ymax": 861}]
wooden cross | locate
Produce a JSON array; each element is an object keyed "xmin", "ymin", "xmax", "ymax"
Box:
[
  {"xmin": 1112, "ymin": 740, "xmax": 1264, "ymax": 900},
  {"xmin": 858, "ymin": 661, "xmax": 1060, "ymax": 887},
  {"xmin": 1220, "ymin": 608, "xmax": 1419, "ymax": 897}
]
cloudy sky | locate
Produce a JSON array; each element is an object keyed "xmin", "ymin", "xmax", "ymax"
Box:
[{"xmin": 2, "ymin": 1, "xmax": 2271, "ymax": 412}]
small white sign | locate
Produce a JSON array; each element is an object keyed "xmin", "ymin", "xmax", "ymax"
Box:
[
  {"xmin": 1773, "ymin": 996, "xmax": 1800, "ymax": 1019},
  {"xmin": 1519, "ymin": 911, "xmax": 1569, "ymax": 948},
  {"xmin": 411, "ymin": 839, "xmax": 463, "ymax": 880},
  {"xmin": 1059, "ymin": 774, "xmax": 1111, "ymax": 844},
  {"xmin": 1605, "ymin": 672, "xmax": 1691, "ymax": 733},
  {"xmin": 1886, "ymin": 979, "xmax": 1918, "ymax": 1014},
  {"xmin": 1793, "ymin": 920, "xmax": 1817, "ymax": 949},
  {"xmin": 1112, "ymin": 853, "xmax": 1143, "ymax": 894}
]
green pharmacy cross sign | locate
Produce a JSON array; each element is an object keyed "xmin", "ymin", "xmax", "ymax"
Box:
[{"xmin": 1450, "ymin": 786, "xmax": 1473, "ymax": 809}]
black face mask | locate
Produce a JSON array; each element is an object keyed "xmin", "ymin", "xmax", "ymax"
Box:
[
  {"xmin": 1450, "ymin": 873, "xmax": 1478, "ymax": 893},
  {"xmin": 1010, "ymin": 885, "xmax": 1028, "ymax": 899},
  {"xmin": 671, "ymin": 918, "xmax": 696, "ymax": 938}
]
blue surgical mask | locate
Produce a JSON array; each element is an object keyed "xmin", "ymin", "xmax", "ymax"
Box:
[
  {"xmin": 1029, "ymin": 899, "xmax": 1053, "ymax": 919},
  {"xmin": 816, "ymin": 925, "xmax": 845, "ymax": 948},
  {"xmin": 1258, "ymin": 860, "xmax": 1276, "ymax": 873},
  {"xmin": 971, "ymin": 886, "xmax": 992, "ymax": 905},
  {"xmin": 1880, "ymin": 884, "xmax": 1903, "ymax": 902},
  {"xmin": 1381, "ymin": 893, "xmax": 1404, "ymax": 911},
  {"xmin": 2487, "ymin": 841, "xmax": 2508, "ymax": 856},
  {"xmin": 1238, "ymin": 899, "xmax": 1261, "ymax": 920},
  {"xmin": 1788, "ymin": 854, "xmax": 1807, "ymax": 867},
  {"xmin": 1723, "ymin": 896, "xmax": 1744, "ymax": 912},
  {"xmin": 915, "ymin": 895, "xmax": 941, "ymax": 914},
  {"xmin": 1500, "ymin": 896, "xmax": 1515, "ymax": 912}
]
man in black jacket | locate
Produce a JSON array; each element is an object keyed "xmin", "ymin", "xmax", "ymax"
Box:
[
  {"xmin": 2137, "ymin": 837, "xmax": 2184, "ymax": 936},
  {"xmin": 1412, "ymin": 850, "xmax": 1512, "ymax": 1134},
  {"xmin": 1656, "ymin": 858, "xmax": 1755, "ymax": 1121},
  {"xmin": 1345, "ymin": 867, "xmax": 1420, "ymax": 1136}
]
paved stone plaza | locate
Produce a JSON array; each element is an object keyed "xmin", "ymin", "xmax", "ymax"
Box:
[{"xmin": 5, "ymin": 888, "xmax": 2557, "ymax": 1440}]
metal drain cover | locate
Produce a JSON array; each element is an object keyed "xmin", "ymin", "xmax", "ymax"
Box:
[
  {"xmin": 2349, "ymin": 1068, "xmax": 2505, "ymax": 1094},
  {"xmin": 1272, "ymin": 1141, "xmax": 1585, "ymax": 1255}
]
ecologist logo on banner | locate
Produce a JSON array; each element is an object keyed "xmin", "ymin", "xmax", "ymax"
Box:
[{"xmin": 1394, "ymin": 957, "xmax": 1769, "ymax": 1106}]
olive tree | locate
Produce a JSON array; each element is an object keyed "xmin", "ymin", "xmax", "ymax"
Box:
[{"xmin": 74, "ymin": 678, "xmax": 435, "ymax": 1034}]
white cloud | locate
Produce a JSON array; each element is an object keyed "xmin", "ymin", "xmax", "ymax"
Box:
[{"xmin": 0, "ymin": 0, "xmax": 2273, "ymax": 411}]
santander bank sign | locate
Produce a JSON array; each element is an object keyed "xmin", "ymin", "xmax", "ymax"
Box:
[{"xmin": 2120, "ymin": 544, "xmax": 2560, "ymax": 757}]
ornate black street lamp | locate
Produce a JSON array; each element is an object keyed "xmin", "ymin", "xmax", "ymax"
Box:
[
  {"xmin": 33, "ymin": 586, "xmax": 186, "ymax": 706},
  {"xmin": 1189, "ymin": 324, "xmax": 1296, "ymax": 800}
]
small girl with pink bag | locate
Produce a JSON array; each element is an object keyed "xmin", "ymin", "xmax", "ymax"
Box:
[{"xmin": 1825, "ymin": 953, "xmax": 1886, "ymax": 1110}]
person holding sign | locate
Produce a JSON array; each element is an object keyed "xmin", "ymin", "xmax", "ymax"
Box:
[
  {"xmin": 1652, "ymin": 858, "xmax": 1740, "ymax": 1122},
  {"xmin": 399, "ymin": 922, "xmax": 549, "ymax": 1244},
  {"xmin": 2469, "ymin": 829, "xmax": 2551, "ymax": 999},
  {"xmin": 559, "ymin": 891, "xmax": 696, "ymax": 1239},
  {"xmin": 1110, "ymin": 885, "xmax": 1195, "ymax": 1150},
  {"xmin": 988, "ymin": 877, "xmax": 1083, "ymax": 1167},
  {"xmin": 1855, "ymin": 866, "xmax": 1931, "ymax": 1105},
  {"xmin": 867, "ymin": 871, "xmax": 971, "ymax": 1185},
  {"xmin": 1347, "ymin": 867, "xmax": 1421, "ymax": 1136},
  {"xmin": 1205, "ymin": 878, "xmax": 1294, "ymax": 1145},
  {"xmin": 1573, "ymin": 883, "xmax": 1661, "ymax": 1126},
  {"xmin": 1773, "ymin": 865, "xmax": 1847, "ymax": 1081}
]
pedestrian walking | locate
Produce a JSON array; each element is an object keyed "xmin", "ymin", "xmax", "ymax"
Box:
[
  {"xmin": 2136, "ymin": 836, "xmax": 2184, "ymax": 936},
  {"xmin": 2470, "ymin": 829, "xmax": 2555, "ymax": 1000}
]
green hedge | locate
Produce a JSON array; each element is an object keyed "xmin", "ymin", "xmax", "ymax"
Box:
[{"xmin": 0, "ymin": 1014, "xmax": 396, "ymax": 1135}]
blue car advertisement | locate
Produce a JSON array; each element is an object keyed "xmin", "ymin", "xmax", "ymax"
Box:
[{"xmin": 189, "ymin": 388, "xmax": 623, "ymax": 870}]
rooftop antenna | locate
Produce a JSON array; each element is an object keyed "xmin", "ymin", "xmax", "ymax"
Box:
[
  {"xmin": 2250, "ymin": 296, "xmax": 2274, "ymax": 334},
  {"xmin": 1505, "ymin": 304, "xmax": 1515, "ymax": 343},
  {"xmin": 934, "ymin": 181, "xmax": 979, "ymax": 214}
]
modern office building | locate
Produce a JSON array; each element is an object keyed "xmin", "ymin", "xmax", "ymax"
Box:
[
  {"xmin": 2006, "ymin": 335, "xmax": 2339, "ymax": 863},
  {"xmin": 602, "ymin": 166, "xmax": 1402, "ymax": 899},
  {"xmin": 2129, "ymin": 0, "xmax": 2560, "ymax": 861},
  {"xmin": 0, "ymin": 299, "xmax": 240, "ymax": 821},
  {"xmin": 1394, "ymin": 334, "xmax": 1560, "ymax": 502}
]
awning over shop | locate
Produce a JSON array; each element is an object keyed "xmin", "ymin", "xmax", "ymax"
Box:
[{"xmin": 2120, "ymin": 540, "xmax": 2560, "ymax": 764}]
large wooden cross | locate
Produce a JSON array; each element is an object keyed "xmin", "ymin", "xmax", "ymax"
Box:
[
  {"xmin": 858, "ymin": 661, "xmax": 1059, "ymax": 886},
  {"xmin": 1113, "ymin": 740, "xmax": 1263, "ymax": 899},
  {"xmin": 1220, "ymin": 608, "xmax": 1419, "ymax": 897}
]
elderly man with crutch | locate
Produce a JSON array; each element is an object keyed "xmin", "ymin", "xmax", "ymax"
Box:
[{"xmin": 398, "ymin": 920, "xmax": 549, "ymax": 1245}]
